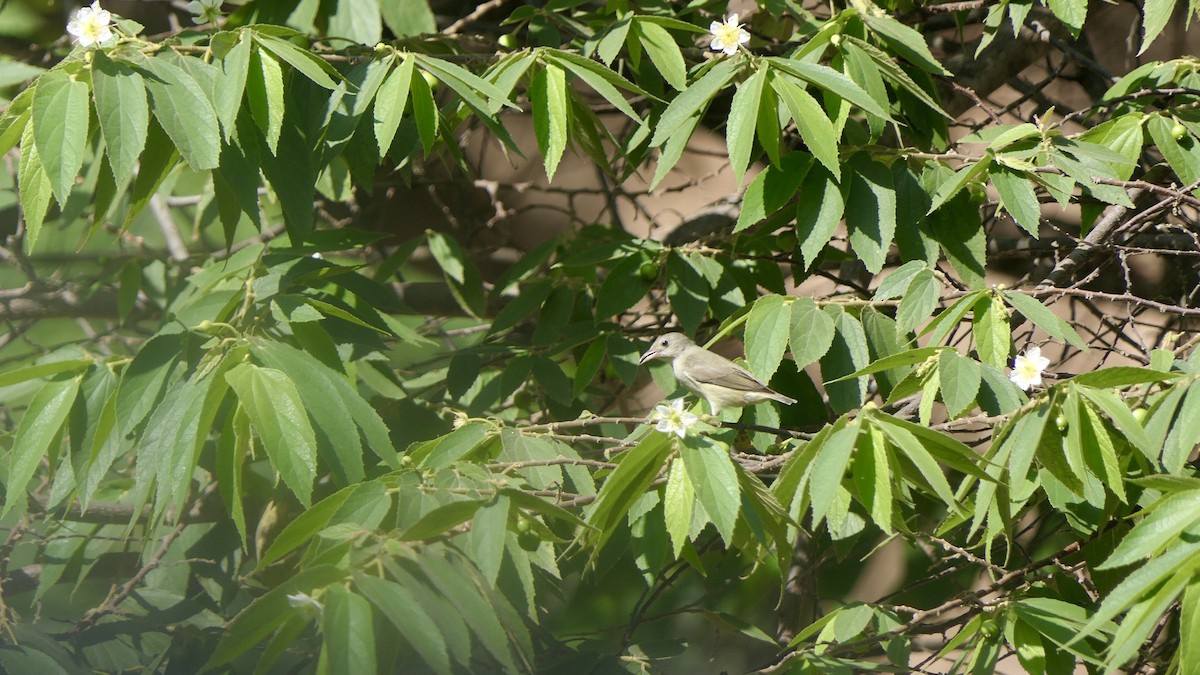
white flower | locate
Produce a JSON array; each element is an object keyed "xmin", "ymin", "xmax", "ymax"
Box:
[
  {"xmin": 286, "ymin": 592, "xmax": 323, "ymax": 612},
  {"xmin": 186, "ymin": 0, "xmax": 223, "ymax": 25},
  {"xmin": 66, "ymin": 2, "xmax": 113, "ymax": 49},
  {"xmin": 709, "ymin": 14, "xmax": 750, "ymax": 56},
  {"xmin": 1009, "ymin": 346, "xmax": 1051, "ymax": 391},
  {"xmin": 650, "ymin": 399, "xmax": 701, "ymax": 438}
]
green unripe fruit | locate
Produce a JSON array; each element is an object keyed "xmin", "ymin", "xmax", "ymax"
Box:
[
  {"xmin": 498, "ymin": 33, "xmax": 517, "ymax": 48},
  {"xmin": 638, "ymin": 261, "xmax": 660, "ymax": 281},
  {"xmin": 1132, "ymin": 408, "xmax": 1148, "ymax": 423},
  {"xmin": 1172, "ymin": 123, "xmax": 1188, "ymax": 140},
  {"xmin": 517, "ymin": 530, "xmax": 540, "ymax": 551},
  {"xmin": 1055, "ymin": 414, "xmax": 1067, "ymax": 431},
  {"xmin": 981, "ymin": 618, "xmax": 999, "ymax": 637},
  {"xmin": 516, "ymin": 516, "xmax": 532, "ymax": 533}
]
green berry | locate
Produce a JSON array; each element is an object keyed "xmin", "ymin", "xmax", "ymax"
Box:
[
  {"xmin": 498, "ymin": 34, "xmax": 517, "ymax": 49},
  {"xmin": 1172, "ymin": 123, "xmax": 1187, "ymax": 140},
  {"xmin": 1055, "ymin": 414, "xmax": 1067, "ymax": 431},
  {"xmin": 638, "ymin": 261, "xmax": 660, "ymax": 281},
  {"xmin": 1132, "ymin": 408, "xmax": 1148, "ymax": 423}
]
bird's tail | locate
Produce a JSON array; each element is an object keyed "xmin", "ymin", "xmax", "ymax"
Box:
[{"xmin": 771, "ymin": 391, "xmax": 798, "ymax": 406}]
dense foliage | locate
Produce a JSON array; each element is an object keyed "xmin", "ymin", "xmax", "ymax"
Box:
[{"xmin": 4, "ymin": 0, "xmax": 1200, "ymax": 672}]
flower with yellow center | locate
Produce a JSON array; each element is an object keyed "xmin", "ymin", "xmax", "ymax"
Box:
[
  {"xmin": 709, "ymin": 14, "xmax": 750, "ymax": 56},
  {"xmin": 1009, "ymin": 346, "xmax": 1050, "ymax": 391},
  {"xmin": 650, "ymin": 399, "xmax": 701, "ymax": 438},
  {"xmin": 67, "ymin": 1, "xmax": 114, "ymax": 49},
  {"xmin": 186, "ymin": 0, "xmax": 223, "ymax": 25}
]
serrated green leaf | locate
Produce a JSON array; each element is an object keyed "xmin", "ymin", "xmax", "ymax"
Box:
[
  {"xmin": 796, "ymin": 167, "xmax": 845, "ymax": 269},
  {"xmin": 735, "ymin": 152, "xmax": 811, "ymax": 232},
  {"xmin": 17, "ymin": 123, "xmax": 52, "ymax": 252},
  {"xmin": 247, "ymin": 46, "xmax": 284, "ymax": 155},
  {"xmin": 973, "ymin": 294, "xmax": 1010, "ymax": 370},
  {"xmin": 938, "ymin": 350, "xmax": 981, "ymax": 418},
  {"xmin": 726, "ymin": 65, "xmax": 767, "ymax": 185},
  {"xmin": 92, "ymin": 53, "xmax": 148, "ymax": 185},
  {"xmin": 745, "ymin": 294, "xmax": 792, "ymax": 383},
  {"xmin": 4, "ymin": 374, "xmax": 81, "ymax": 516},
  {"xmin": 663, "ymin": 459, "xmax": 694, "ymax": 557},
  {"xmin": 374, "ymin": 56, "xmax": 413, "ymax": 155},
  {"xmin": 771, "ymin": 73, "xmax": 840, "ymax": 179},
  {"xmin": 354, "ymin": 574, "xmax": 452, "ymax": 674},
  {"xmin": 139, "ymin": 55, "xmax": 220, "ymax": 170},
  {"xmin": 845, "ymin": 156, "xmax": 897, "ymax": 274},
  {"xmin": 896, "ymin": 269, "xmax": 940, "ymax": 334},
  {"xmin": 681, "ymin": 442, "xmax": 739, "ymax": 542},
  {"xmin": 808, "ymin": 421, "xmax": 860, "ymax": 526},
  {"xmin": 789, "ymin": 297, "xmax": 836, "ymax": 368},
  {"xmin": 253, "ymin": 32, "xmax": 340, "ymax": 89},
  {"xmin": 31, "ymin": 68, "xmax": 89, "ymax": 205},
  {"xmin": 991, "ymin": 165, "xmax": 1041, "ymax": 236},
  {"xmin": 634, "ymin": 20, "xmax": 686, "ymax": 90},
  {"xmin": 1139, "ymin": 0, "xmax": 1175, "ymax": 55},
  {"xmin": 1001, "ymin": 291, "xmax": 1087, "ymax": 349},
  {"xmin": 531, "ymin": 63, "xmax": 568, "ymax": 181},
  {"xmin": 650, "ymin": 58, "xmax": 738, "ymax": 147},
  {"xmin": 225, "ymin": 364, "xmax": 317, "ymax": 506}
]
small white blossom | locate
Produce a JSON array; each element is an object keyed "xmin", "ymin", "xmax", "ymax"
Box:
[
  {"xmin": 311, "ymin": 252, "xmax": 323, "ymax": 260},
  {"xmin": 709, "ymin": 14, "xmax": 750, "ymax": 56},
  {"xmin": 186, "ymin": 0, "xmax": 223, "ymax": 25},
  {"xmin": 67, "ymin": 2, "xmax": 114, "ymax": 49},
  {"xmin": 286, "ymin": 592, "xmax": 323, "ymax": 612},
  {"xmin": 1009, "ymin": 346, "xmax": 1050, "ymax": 391},
  {"xmin": 650, "ymin": 399, "xmax": 701, "ymax": 438}
]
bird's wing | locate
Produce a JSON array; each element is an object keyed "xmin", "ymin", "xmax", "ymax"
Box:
[{"xmin": 687, "ymin": 360, "xmax": 770, "ymax": 392}]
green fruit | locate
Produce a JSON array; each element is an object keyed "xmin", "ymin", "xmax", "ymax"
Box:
[
  {"xmin": 1172, "ymin": 123, "xmax": 1187, "ymax": 140},
  {"xmin": 1132, "ymin": 408, "xmax": 1148, "ymax": 423},
  {"xmin": 638, "ymin": 261, "xmax": 660, "ymax": 281},
  {"xmin": 516, "ymin": 516, "xmax": 532, "ymax": 533},
  {"xmin": 517, "ymin": 530, "xmax": 540, "ymax": 551},
  {"xmin": 1055, "ymin": 414, "xmax": 1067, "ymax": 431},
  {"xmin": 498, "ymin": 33, "xmax": 517, "ymax": 49}
]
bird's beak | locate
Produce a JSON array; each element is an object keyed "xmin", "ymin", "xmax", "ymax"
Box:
[{"xmin": 638, "ymin": 346, "xmax": 659, "ymax": 365}]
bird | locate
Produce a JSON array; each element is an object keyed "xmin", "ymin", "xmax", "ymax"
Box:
[{"xmin": 638, "ymin": 332, "xmax": 797, "ymax": 415}]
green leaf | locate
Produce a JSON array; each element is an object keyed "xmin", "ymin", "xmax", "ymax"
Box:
[
  {"xmin": 809, "ymin": 421, "xmax": 860, "ymax": 526},
  {"xmin": 872, "ymin": 412, "xmax": 992, "ymax": 481},
  {"xmin": 225, "ymin": 364, "xmax": 317, "ymax": 506},
  {"xmin": 409, "ymin": 63, "xmax": 439, "ymax": 154},
  {"xmin": 795, "ymin": 167, "xmax": 845, "ymax": 269},
  {"xmin": 745, "ymin": 294, "xmax": 792, "ymax": 383},
  {"xmin": 1139, "ymin": 0, "xmax": 1174, "ymax": 54},
  {"xmin": 991, "ymin": 165, "xmax": 1041, "ymax": 236},
  {"xmin": 681, "ymin": 442, "xmax": 740, "ymax": 542},
  {"xmin": 577, "ymin": 431, "xmax": 672, "ymax": 559},
  {"xmin": 31, "ymin": 67, "xmax": 90, "ymax": 205},
  {"xmin": 1182, "ymin": 578, "xmax": 1200, "ymax": 671},
  {"xmin": 247, "ymin": 46, "xmax": 285, "ymax": 155},
  {"xmin": 844, "ymin": 155, "xmax": 897, "ymax": 274},
  {"xmin": 123, "ymin": 119, "xmax": 179, "ymax": 229},
  {"xmin": 92, "ymin": 53, "xmax": 149, "ymax": 185},
  {"xmin": 1046, "ymin": 0, "xmax": 1087, "ymax": 35},
  {"xmin": 595, "ymin": 254, "xmax": 654, "ymax": 319},
  {"xmin": 214, "ymin": 32, "xmax": 251, "ymax": 138},
  {"xmin": 4, "ymin": 375, "xmax": 81, "ymax": 516},
  {"xmin": 938, "ymin": 350, "xmax": 981, "ymax": 419},
  {"xmin": 633, "ymin": 20, "xmax": 687, "ymax": 90},
  {"xmin": 323, "ymin": 587, "xmax": 376, "ymax": 675},
  {"xmin": 873, "ymin": 261, "xmax": 926, "ymax": 301},
  {"xmin": 726, "ymin": 65, "xmax": 767, "ymax": 184},
  {"xmin": 1164, "ymin": 384, "xmax": 1200, "ymax": 474},
  {"xmin": 789, "ymin": 297, "xmax": 836, "ymax": 369},
  {"xmin": 928, "ymin": 157, "xmax": 992, "ymax": 215},
  {"xmin": 973, "ymin": 294, "xmax": 1010, "ymax": 370},
  {"xmin": 860, "ymin": 14, "xmax": 950, "ymax": 75},
  {"xmin": 663, "ymin": 459, "xmax": 695, "ymax": 556},
  {"xmin": 543, "ymin": 51, "xmax": 649, "ymax": 121},
  {"xmin": 253, "ymin": 32, "xmax": 340, "ymax": 89},
  {"xmin": 374, "ymin": 56, "xmax": 413, "ymax": 155},
  {"xmin": 895, "ymin": 269, "xmax": 940, "ymax": 334},
  {"xmin": 139, "ymin": 55, "xmax": 221, "ymax": 170},
  {"xmin": 17, "ymin": 123, "xmax": 52, "ymax": 252},
  {"xmin": 831, "ymin": 346, "xmax": 943, "ymax": 383},
  {"xmin": 735, "ymin": 152, "xmax": 812, "ymax": 232},
  {"xmin": 468, "ymin": 495, "xmax": 510, "ymax": 586},
  {"xmin": 650, "ymin": 58, "xmax": 738, "ymax": 147},
  {"xmin": 1069, "ymin": 366, "xmax": 1180, "ymax": 389},
  {"xmin": 531, "ymin": 63, "xmax": 569, "ymax": 181},
  {"xmin": 402, "ymin": 500, "xmax": 486, "ymax": 540},
  {"xmin": 766, "ymin": 58, "xmax": 891, "ymax": 119},
  {"xmin": 1001, "ymin": 291, "xmax": 1087, "ymax": 350},
  {"xmin": 770, "ymin": 74, "xmax": 840, "ymax": 179},
  {"xmin": 871, "ymin": 417, "xmax": 959, "ymax": 508},
  {"xmin": 353, "ymin": 574, "xmax": 451, "ymax": 674},
  {"xmin": 381, "ymin": 0, "xmax": 437, "ymax": 37},
  {"xmin": 408, "ymin": 423, "xmax": 490, "ymax": 468},
  {"xmin": 821, "ymin": 310, "xmax": 870, "ymax": 413}
]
